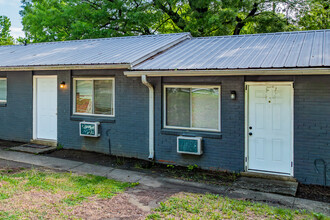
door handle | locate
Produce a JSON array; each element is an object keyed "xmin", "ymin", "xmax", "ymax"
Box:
[{"xmin": 249, "ymin": 132, "xmax": 253, "ymax": 136}]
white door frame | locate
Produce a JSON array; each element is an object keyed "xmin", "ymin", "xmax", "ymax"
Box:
[
  {"xmin": 244, "ymin": 81, "xmax": 294, "ymax": 176},
  {"xmin": 33, "ymin": 75, "xmax": 58, "ymax": 141}
]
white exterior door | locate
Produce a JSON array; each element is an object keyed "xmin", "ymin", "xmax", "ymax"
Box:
[
  {"xmin": 34, "ymin": 76, "xmax": 57, "ymax": 141},
  {"xmin": 246, "ymin": 83, "xmax": 293, "ymax": 175}
]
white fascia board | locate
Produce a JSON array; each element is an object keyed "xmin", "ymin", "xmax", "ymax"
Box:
[
  {"xmin": 124, "ymin": 68, "xmax": 330, "ymax": 77},
  {"xmin": 0, "ymin": 64, "xmax": 131, "ymax": 72}
]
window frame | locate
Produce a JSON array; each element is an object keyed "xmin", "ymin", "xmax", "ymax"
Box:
[
  {"xmin": 163, "ymin": 84, "xmax": 221, "ymax": 132},
  {"xmin": 0, "ymin": 78, "xmax": 7, "ymax": 104},
  {"xmin": 73, "ymin": 77, "xmax": 115, "ymax": 117}
]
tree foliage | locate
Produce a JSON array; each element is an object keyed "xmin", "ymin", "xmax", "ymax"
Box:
[
  {"xmin": 19, "ymin": 0, "xmax": 329, "ymax": 43},
  {"xmin": 298, "ymin": 0, "xmax": 329, "ymax": 30},
  {"xmin": 0, "ymin": 16, "xmax": 14, "ymax": 45},
  {"xmin": 20, "ymin": 0, "xmax": 160, "ymax": 42}
]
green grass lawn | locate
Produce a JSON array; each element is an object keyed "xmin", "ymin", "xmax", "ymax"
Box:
[
  {"xmin": 147, "ymin": 192, "xmax": 329, "ymax": 220},
  {"xmin": 0, "ymin": 169, "xmax": 136, "ymax": 219},
  {"xmin": 0, "ymin": 168, "xmax": 328, "ymax": 220}
]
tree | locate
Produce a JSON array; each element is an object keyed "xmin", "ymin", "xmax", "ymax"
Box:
[
  {"xmin": 298, "ymin": 0, "xmax": 329, "ymax": 30},
  {"xmin": 0, "ymin": 16, "xmax": 14, "ymax": 45},
  {"xmin": 20, "ymin": 0, "xmax": 319, "ymax": 43},
  {"xmin": 20, "ymin": 0, "xmax": 162, "ymax": 42},
  {"xmin": 152, "ymin": 0, "xmax": 301, "ymax": 36}
]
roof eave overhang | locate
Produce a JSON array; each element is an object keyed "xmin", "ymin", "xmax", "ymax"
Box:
[
  {"xmin": 124, "ymin": 68, "xmax": 330, "ymax": 77},
  {"xmin": 0, "ymin": 64, "xmax": 131, "ymax": 72}
]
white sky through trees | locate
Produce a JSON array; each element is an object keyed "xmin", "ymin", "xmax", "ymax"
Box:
[{"xmin": 0, "ymin": 0, "xmax": 24, "ymax": 39}]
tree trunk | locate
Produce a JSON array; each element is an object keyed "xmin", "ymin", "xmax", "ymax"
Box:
[{"xmin": 233, "ymin": 3, "xmax": 259, "ymax": 35}]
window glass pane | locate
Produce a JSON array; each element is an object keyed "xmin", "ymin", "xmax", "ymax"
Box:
[
  {"xmin": 0, "ymin": 80, "xmax": 7, "ymax": 101},
  {"xmin": 166, "ymin": 88, "xmax": 190, "ymax": 127},
  {"xmin": 76, "ymin": 80, "xmax": 93, "ymax": 113},
  {"xmin": 191, "ymin": 88, "xmax": 219, "ymax": 130},
  {"xmin": 94, "ymin": 80, "xmax": 114, "ymax": 115}
]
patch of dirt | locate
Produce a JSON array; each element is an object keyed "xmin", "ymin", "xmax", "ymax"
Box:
[
  {"xmin": 296, "ymin": 183, "xmax": 330, "ymax": 203},
  {"xmin": 0, "ymin": 160, "xmax": 37, "ymax": 173},
  {"xmin": 0, "ymin": 184, "xmax": 180, "ymax": 220},
  {"xmin": 45, "ymin": 149, "xmax": 237, "ymax": 184},
  {"xmin": 0, "ymin": 181, "xmax": 8, "ymax": 188},
  {"xmin": 0, "ymin": 167, "xmax": 27, "ymax": 174},
  {"xmin": 69, "ymin": 185, "xmax": 180, "ymax": 220},
  {"xmin": 0, "ymin": 140, "xmax": 25, "ymax": 150},
  {"xmin": 70, "ymin": 194, "xmax": 148, "ymax": 220},
  {"xmin": 0, "ymin": 189, "xmax": 70, "ymax": 218}
]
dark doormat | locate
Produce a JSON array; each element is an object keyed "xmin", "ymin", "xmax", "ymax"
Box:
[
  {"xmin": 232, "ymin": 177, "xmax": 298, "ymax": 196},
  {"xmin": 10, "ymin": 144, "xmax": 57, "ymax": 154}
]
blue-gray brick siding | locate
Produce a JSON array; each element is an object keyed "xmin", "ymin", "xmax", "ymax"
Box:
[
  {"xmin": 152, "ymin": 76, "xmax": 245, "ymax": 173},
  {"xmin": 0, "ymin": 71, "xmax": 33, "ymax": 142},
  {"xmin": 294, "ymin": 76, "xmax": 330, "ymax": 186},
  {"xmin": 57, "ymin": 69, "xmax": 150, "ymax": 158},
  {"xmin": 0, "ymin": 71, "xmax": 329, "ymax": 186}
]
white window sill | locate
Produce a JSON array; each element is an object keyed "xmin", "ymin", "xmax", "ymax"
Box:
[
  {"xmin": 70, "ymin": 115, "xmax": 115, "ymax": 123},
  {"xmin": 161, "ymin": 128, "xmax": 222, "ymax": 139}
]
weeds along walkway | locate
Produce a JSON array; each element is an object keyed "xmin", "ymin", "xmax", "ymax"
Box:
[{"xmin": 0, "ymin": 149, "xmax": 328, "ymax": 215}]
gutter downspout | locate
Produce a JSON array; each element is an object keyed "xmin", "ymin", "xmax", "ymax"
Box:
[{"xmin": 141, "ymin": 75, "xmax": 154, "ymax": 160}]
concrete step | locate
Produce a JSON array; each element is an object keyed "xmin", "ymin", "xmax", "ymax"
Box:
[
  {"xmin": 241, "ymin": 172, "xmax": 297, "ymax": 182},
  {"xmin": 30, "ymin": 139, "xmax": 57, "ymax": 147},
  {"xmin": 10, "ymin": 144, "xmax": 57, "ymax": 154}
]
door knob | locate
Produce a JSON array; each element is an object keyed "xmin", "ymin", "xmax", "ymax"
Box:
[{"xmin": 249, "ymin": 132, "xmax": 253, "ymax": 136}]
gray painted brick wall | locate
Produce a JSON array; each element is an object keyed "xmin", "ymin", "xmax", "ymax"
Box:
[
  {"xmin": 0, "ymin": 71, "xmax": 329, "ymax": 186},
  {"xmin": 57, "ymin": 69, "xmax": 150, "ymax": 158},
  {"xmin": 153, "ymin": 76, "xmax": 245, "ymax": 172},
  {"xmin": 294, "ymin": 76, "xmax": 330, "ymax": 186},
  {"xmin": 0, "ymin": 71, "xmax": 33, "ymax": 142}
]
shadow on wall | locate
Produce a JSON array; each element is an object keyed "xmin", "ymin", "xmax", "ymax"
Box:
[{"xmin": 314, "ymin": 159, "xmax": 330, "ymax": 186}]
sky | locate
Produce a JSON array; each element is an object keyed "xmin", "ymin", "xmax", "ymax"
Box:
[{"xmin": 0, "ymin": 0, "xmax": 25, "ymax": 39}]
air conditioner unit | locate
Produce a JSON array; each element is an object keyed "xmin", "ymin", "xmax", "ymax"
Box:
[
  {"xmin": 79, "ymin": 122, "xmax": 100, "ymax": 137},
  {"xmin": 177, "ymin": 136, "xmax": 202, "ymax": 155}
]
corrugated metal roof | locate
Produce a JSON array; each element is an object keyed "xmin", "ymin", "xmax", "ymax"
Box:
[
  {"xmin": 133, "ymin": 30, "xmax": 330, "ymax": 70},
  {"xmin": 0, "ymin": 33, "xmax": 190, "ymax": 68}
]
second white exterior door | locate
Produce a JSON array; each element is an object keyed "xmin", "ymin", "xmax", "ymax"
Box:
[
  {"xmin": 34, "ymin": 76, "xmax": 57, "ymax": 141},
  {"xmin": 246, "ymin": 82, "xmax": 293, "ymax": 175}
]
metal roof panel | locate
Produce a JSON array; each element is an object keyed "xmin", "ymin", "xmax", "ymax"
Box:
[
  {"xmin": 0, "ymin": 33, "xmax": 191, "ymax": 68},
  {"xmin": 325, "ymin": 31, "xmax": 330, "ymax": 66},
  {"xmin": 133, "ymin": 30, "xmax": 329, "ymax": 71}
]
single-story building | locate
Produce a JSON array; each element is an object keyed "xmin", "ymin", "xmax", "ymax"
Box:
[{"xmin": 0, "ymin": 30, "xmax": 329, "ymax": 186}]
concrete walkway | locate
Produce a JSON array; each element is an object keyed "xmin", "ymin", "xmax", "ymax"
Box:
[{"xmin": 0, "ymin": 149, "xmax": 328, "ymax": 215}]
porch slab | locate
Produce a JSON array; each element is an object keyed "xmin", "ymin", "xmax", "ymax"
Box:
[
  {"xmin": 232, "ymin": 177, "xmax": 298, "ymax": 196},
  {"xmin": 10, "ymin": 144, "xmax": 57, "ymax": 154}
]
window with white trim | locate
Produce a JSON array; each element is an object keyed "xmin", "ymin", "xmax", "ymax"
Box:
[
  {"xmin": 73, "ymin": 78, "xmax": 115, "ymax": 116},
  {"xmin": 164, "ymin": 85, "xmax": 220, "ymax": 132},
  {"xmin": 0, "ymin": 78, "xmax": 7, "ymax": 103}
]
